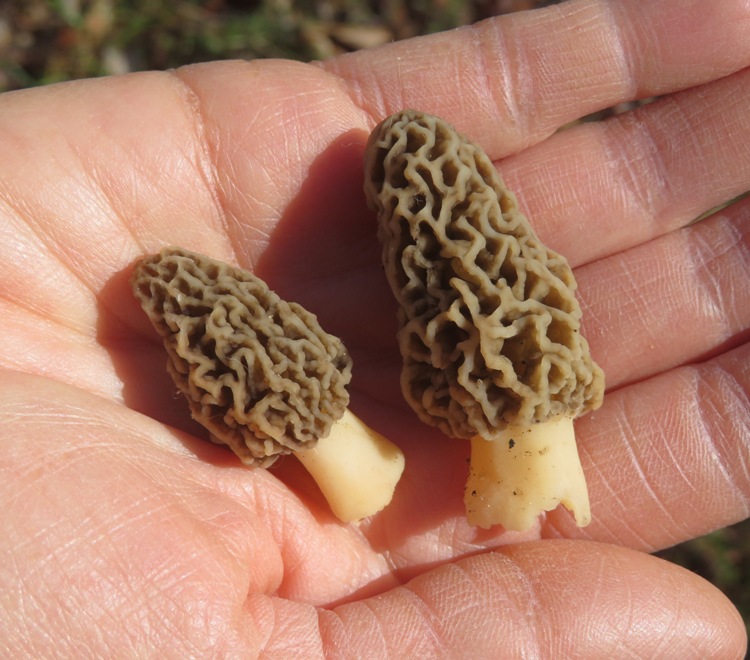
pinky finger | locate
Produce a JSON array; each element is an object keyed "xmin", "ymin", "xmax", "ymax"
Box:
[{"xmin": 313, "ymin": 541, "xmax": 745, "ymax": 658}]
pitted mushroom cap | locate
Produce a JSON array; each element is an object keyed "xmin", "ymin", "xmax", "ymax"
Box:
[
  {"xmin": 131, "ymin": 247, "xmax": 352, "ymax": 466},
  {"xmin": 364, "ymin": 110, "xmax": 604, "ymax": 440}
]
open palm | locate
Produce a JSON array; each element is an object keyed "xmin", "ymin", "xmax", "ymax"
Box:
[{"xmin": 2, "ymin": 1, "xmax": 749, "ymax": 656}]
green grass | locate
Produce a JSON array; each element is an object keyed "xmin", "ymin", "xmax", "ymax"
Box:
[{"xmin": 1, "ymin": 0, "xmax": 748, "ymax": 641}]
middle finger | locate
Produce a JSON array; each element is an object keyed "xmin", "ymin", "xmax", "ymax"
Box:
[{"xmin": 501, "ymin": 66, "xmax": 750, "ymax": 267}]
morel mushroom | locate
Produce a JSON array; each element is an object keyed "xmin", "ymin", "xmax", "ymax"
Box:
[
  {"xmin": 131, "ymin": 247, "xmax": 405, "ymax": 523},
  {"xmin": 364, "ymin": 110, "xmax": 605, "ymax": 531}
]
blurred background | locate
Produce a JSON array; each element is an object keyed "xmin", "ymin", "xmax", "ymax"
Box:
[
  {"xmin": 1, "ymin": 0, "xmax": 747, "ymax": 639},
  {"xmin": 0, "ymin": 0, "xmax": 563, "ymax": 90}
]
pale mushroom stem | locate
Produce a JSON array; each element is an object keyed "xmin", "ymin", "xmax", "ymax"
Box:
[
  {"xmin": 295, "ymin": 409, "xmax": 405, "ymax": 523},
  {"xmin": 463, "ymin": 416, "xmax": 591, "ymax": 531}
]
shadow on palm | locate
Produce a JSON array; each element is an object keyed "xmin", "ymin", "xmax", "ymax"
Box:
[
  {"xmin": 93, "ymin": 126, "xmax": 494, "ymax": 566},
  {"xmin": 254, "ymin": 128, "xmax": 525, "ymax": 551}
]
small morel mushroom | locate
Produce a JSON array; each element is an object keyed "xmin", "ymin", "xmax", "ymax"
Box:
[
  {"xmin": 131, "ymin": 247, "xmax": 405, "ymax": 523},
  {"xmin": 364, "ymin": 110, "xmax": 605, "ymax": 531}
]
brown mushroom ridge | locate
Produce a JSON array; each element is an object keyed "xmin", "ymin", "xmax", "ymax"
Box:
[
  {"xmin": 131, "ymin": 247, "xmax": 352, "ymax": 467},
  {"xmin": 364, "ymin": 110, "xmax": 604, "ymax": 441}
]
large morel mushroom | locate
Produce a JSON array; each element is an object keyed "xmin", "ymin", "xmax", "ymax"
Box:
[
  {"xmin": 131, "ymin": 247, "xmax": 404, "ymax": 523},
  {"xmin": 364, "ymin": 110, "xmax": 605, "ymax": 531}
]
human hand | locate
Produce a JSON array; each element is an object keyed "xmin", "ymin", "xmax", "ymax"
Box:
[{"xmin": 1, "ymin": 0, "xmax": 748, "ymax": 656}]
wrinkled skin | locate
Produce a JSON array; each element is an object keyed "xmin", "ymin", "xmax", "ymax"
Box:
[{"xmin": 1, "ymin": 0, "xmax": 749, "ymax": 657}]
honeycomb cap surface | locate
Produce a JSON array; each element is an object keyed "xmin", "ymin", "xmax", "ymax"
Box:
[
  {"xmin": 364, "ymin": 110, "xmax": 604, "ymax": 440},
  {"xmin": 132, "ymin": 247, "xmax": 352, "ymax": 465}
]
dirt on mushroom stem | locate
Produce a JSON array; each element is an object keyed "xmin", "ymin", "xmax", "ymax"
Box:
[{"xmin": 465, "ymin": 417, "xmax": 591, "ymax": 531}]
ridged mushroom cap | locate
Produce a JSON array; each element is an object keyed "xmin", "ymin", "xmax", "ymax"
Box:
[
  {"xmin": 131, "ymin": 247, "xmax": 352, "ymax": 466},
  {"xmin": 364, "ymin": 110, "xmax": 604, "ymax": 440}
]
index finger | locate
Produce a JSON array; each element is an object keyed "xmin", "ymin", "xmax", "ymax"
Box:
[{"xmin": 322, "ymin": 0, "xmax": 750, "ymax": 157}]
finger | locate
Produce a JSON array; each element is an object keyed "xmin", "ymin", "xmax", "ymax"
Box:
[
  {"xmin": 577, "ymin": 196, "xmax": 750, "ymax": 390},
  {"xmin": 500, "ymin": 67, "xmax": 750, "ymax": 266},
  {"xmin": 316, "ymin": 541, "xmax": 746, "ymax": 658},
  {"xmin": 322, "ymin": 0, "xmax": 750, "ymax": 157},
  {"xmin": 548, "ymin": 342, "xmax": 750, "ymax": 552}
]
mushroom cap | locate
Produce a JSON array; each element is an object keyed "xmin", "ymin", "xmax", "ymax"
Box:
[
  {"xmin": 131, "ymin": 247, "xmax": 352, "ymax": 466},
  {"xmin": 364, "ymin": 110, "xmax": 604, "ymax": 440}
]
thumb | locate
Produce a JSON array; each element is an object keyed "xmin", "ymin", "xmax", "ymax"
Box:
[{"xmin": 314, "ymin": 540, "xmax": 745, "ymax": 658}]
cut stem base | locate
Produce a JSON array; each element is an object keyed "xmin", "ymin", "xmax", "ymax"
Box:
[
  {"xmin": 464, "ymin": 416, "xmax": 590, "ymax": 531},
  {"xmin": 296, "ymin": 409, "xmax": 405, "ymax": 523}
]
